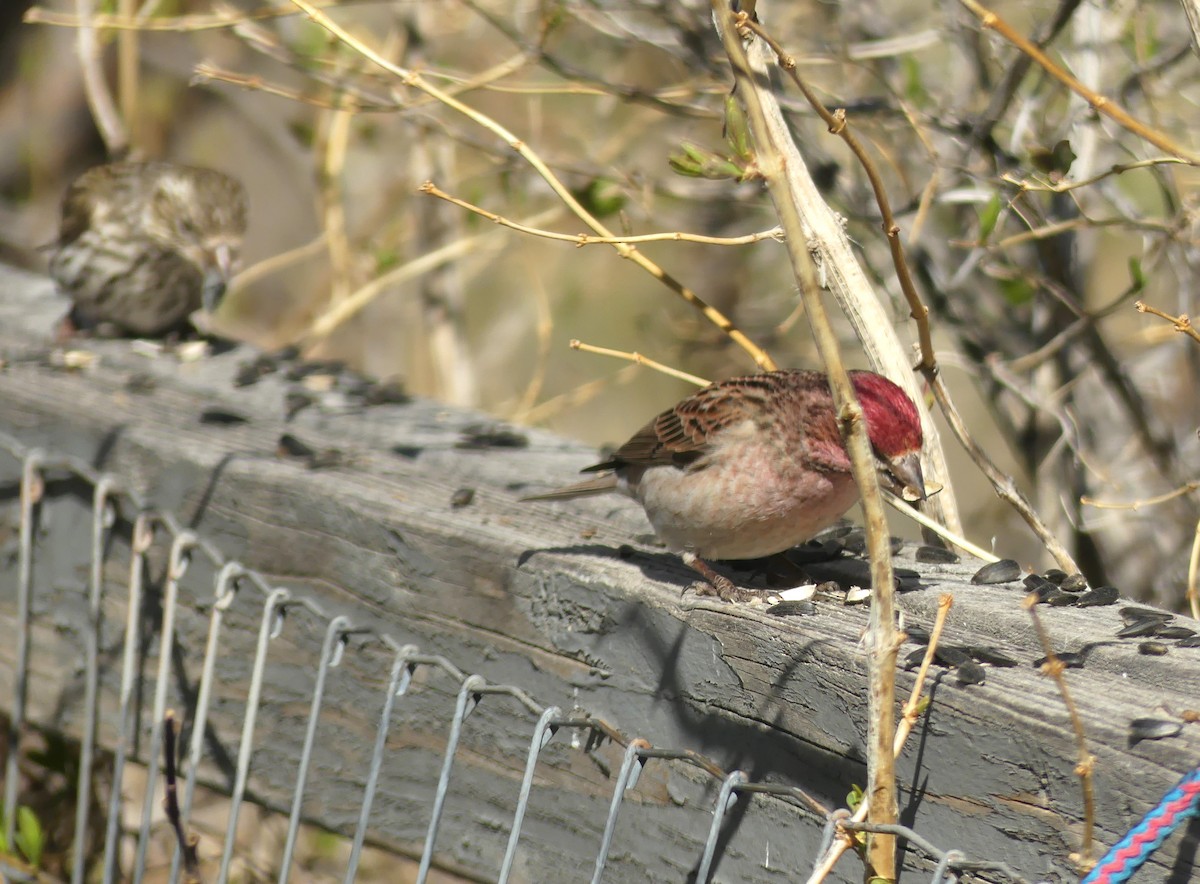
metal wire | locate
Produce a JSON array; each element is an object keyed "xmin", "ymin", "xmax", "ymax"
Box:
[{"xmin": 0, "ymin": 429, "xmax": 1033, "ymax": 883}]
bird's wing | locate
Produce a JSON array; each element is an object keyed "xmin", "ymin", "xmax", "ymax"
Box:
[{"xmin": 584, "ymin": 377, "xmax": 768, "ymax": 472}]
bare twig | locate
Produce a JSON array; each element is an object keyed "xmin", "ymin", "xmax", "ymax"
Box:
[
  {"xmin": 1189, "ymin": 519, "xmax": 1200, "ymax": 621},
  {"xmin": 1024, "ymin": 597, "xmax": 1095, "ymax": 870},
  {"xmin": 929, "ymin": 375, "xmax": 1080, "ymax": 572},
  {"xmin": 162, "ymin": 711, "xmax": 202, "ymax": 883},
  {"xmin": 808, "ymin": 595, "xmax": 953, "ymax": 884},
  {"xmin": 959, "ymin": 0, "xmax": 1200, "ymax": 163},
  {"xmin": 74, "ymin": 0, "xmax": 129, "ymax": 156},
  {"xmin": 884, "ymin": 495, "xmax": 999, "ymax": 563},
  {"xmin": 1002, "ymin": 157, "xmax": 1191, "ymax": 194},
  {"xmin": 1082, "ymin": 481, "xmax": 1200, "ymax": 511},
  {"xmin": 1136, "ymin": 300, "xmax": 1200, "ymax": 345},
  {"xmin": 714, "ymin": 7, "xmax": 899, "ymax": 879},
  {"xmin": 420, "ymin": 182, "xmax": 784, "ymax": 247},
  {"xmin": 569, "ymin": 341, "xmax": 710, "ymax": 387}
]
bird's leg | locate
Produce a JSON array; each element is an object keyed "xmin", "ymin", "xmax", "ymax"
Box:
[{"xmin": 682, "ymin": 553, "xmax": 755, "ymax": 602}]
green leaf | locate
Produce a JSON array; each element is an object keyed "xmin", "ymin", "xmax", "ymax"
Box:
[
  {"xmin": 15, "ymin": 806, "xmax": 44, "ymax": 869},
  {"xmin": 572, "ymin": 178, "xmax": 627, "ymax": 218},
  {"xmin": 1029, "ymin": 140, "xmax": 1076, "ymax": 181},
  {"xmin": 977, "ymin": 193, "xmax": 1003, "ymax": 242},
  {"xmin": 846, "ymin": 783, "xmax": 865, "ymax": 811},
  {"xmin": 723, "ymin": 93, "xmax": 753, "ymax": 162},
  {"xmin": 667, "ymin": 143, "xmax": 745, "ymax": 181},
  {"xmin": 999, "ymin": 277, "xmax": 1035, "ymax": 306},
  {"xmin": 902, "ymin": 56, "xmax": 926, "ymax": 104},
  {"xmin": 1128, "ymin": 257, "xmax": 1146, "ymax": 293}
]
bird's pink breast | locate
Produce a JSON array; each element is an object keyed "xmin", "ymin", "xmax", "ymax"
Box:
[{"xmin": 621, "ymin": 420, "xmax": 860, "ymax": 559}]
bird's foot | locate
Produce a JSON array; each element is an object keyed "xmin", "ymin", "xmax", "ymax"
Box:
[{"xmin": 682, "ymin": 553, "xmax": 771, "ymax": 603}]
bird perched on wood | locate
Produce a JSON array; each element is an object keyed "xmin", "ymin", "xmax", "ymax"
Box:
[
  {"xmin": 524, "ymin": 369, "xmax": 927, "ymax": 597},
  {"xmin": 48, "ymin": 161, "xmax": 247, "ymax": 338}
]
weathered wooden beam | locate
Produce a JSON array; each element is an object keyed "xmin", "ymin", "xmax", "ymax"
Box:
[{"xmin": 0, "ymin": 263, "xmax": 1197, "ymax": 882}]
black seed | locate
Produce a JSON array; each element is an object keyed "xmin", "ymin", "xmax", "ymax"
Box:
[
  {"xmin": 1045, "ymin": 588, "xmax": 1077, "ymax": 606},
  {"xmin": 956, "ymin": 661, "xmax": 986, "ymax": 685},
  {"xmin": 1033, "ymin": 651, "xmax": 1085, "ymax": 668},
  {"xmin": 816, "ymin": 525, "xmax": 856, "ymax": 540},
  {"xmin": 935, "ymin": 645, "xmax": 973, "ymax": 667},
  {"xmin": 904, "ymin": 625, "xmax": 931, "ymax": 645},
  {"xmin": 972, "ymin": 559, "xmax": 1021, "ymax": 584},
  {"xmin": 787, "ymin": 538, "xmax": 844, "ymax": 563},
  {"xmin": 1138, "ymin": 641, "xmax": 1169, "ymax": 656},
  {"xmin": 617, "ymin": 544, "xmax": 635, "ymax": 560},
  {"xmin": 843, "ymin": 530, "xmax": 867, "ymax": 555},
  {"xmin": 1117, "ymin": 618, "xmax": 1167, "ymax": 639},
  {"xmin": 1128, "ymin": 718, "xmax": 1183, "ymax": 746},
  {"xmin": 450, "ymin": 487, "xmax": 475, "ymax": 509},
  {"xmin": 1176, "ymin": 635, "xmax": 1200, "ymax": 648},
  {"xmin": 361, "ymin": 379, "xmax": 411, "ymax": 406},
  {"xmin": 1059, "ymin": 574, "xmax": 1088, "ymax": 592},
  {"xmin": 199, "ymin": 408, "xmax": 249, "ymax": 425},
  {"xmin": 285, "ymin": 359, "xmax": 346, "ymax": 381},
  {"xmin": 285, "ymin": 391, "xmax": 316, "ymax": 420},
  {"xmin": 1120, "ymin": 606, "xmax": 1173, "ymax": 625},
  {"xmin": 125, "ymin": 372, "xmax": 157, "ymax": 394},
  {"xmin": 1043, "ymin": 569, "xmax": 1068, "ymax": 584},
  {"xmin": 1024, "ymin": 573, "xmax": 1052, "ymax": 590},
  {"xmin": 1076, "ymin": 586, "xmax": 1118, "ymax": 607},
  {"xmin": 1154, "ymin": 625, "xmax": 1196, "ymax": 639},
  {"xmin": 306, "ymin": 449, "xmax": 344, "ymax": 470},
  {"xmin": 272, "ymin": 344, "xmax": 302, "ymax": 362},
  {"xmin": 767, "ymin": 600, "xmax": 816, "ymax": 617},
  {"xmin": 277, "ymin": 433, "xmax": 315, "ymax": 458},
  {"xmin": 916, "ymin": 545, "xmax": 960, "ymax": 564},
  {"xmin": 891, "ymin": 537, "xmax": 904, "ymax": 556},
  {"xmin": 964, "ymin": 646, "xmax": 1020, "ymax": 667},
  {"xmin": 902, "ymin": 647, "xmax": 927, "ymax": 670},
  {"xmin": 457, "ymin": 423, "xmax": 529, "ymax": 449}
]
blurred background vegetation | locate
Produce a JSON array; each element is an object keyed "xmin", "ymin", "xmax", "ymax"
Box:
[{"xmin": 3, "ymin": 0, "xmax": 1200, "ymax": 608}]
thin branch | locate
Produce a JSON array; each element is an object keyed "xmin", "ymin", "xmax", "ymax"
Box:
[
  {"xmin": 958, "ymin": 0, "xmax": 1200, "ymax": 163},
  {"xmin": 1081, "ymin": 480, "xmax": 1200, "ymax": 511},
  {"xmin": 884, "ymin": 495, "xmax": 999, "ymax": 563},
  {"xmin": 1002, "ymin": 157, "xmax": 1191, "ymax": 194},
  {"xmin": 569, "ymin": 341, "xmax": 710, "ymax": 387},
  {"xmin": 738, "ymin": 18, "xmax": 935, "ymax": 374},
  {"xmin": 930, "ymin": 375, "xmax": 1080, "ymax": 572},
  {"xmin": 519, "ymin": 364, "xmax": 642, "ymax": 424},
  {"xmin": 74, "ymin": 0, "xmax": 129, "ymax": 156},
  {"xmin": 419, "ymin": 182, "xmax": 784, "ymax": 247},
  {"xmin": 25, "ymin": 0, "xmax": 356, "ymax": 31},
  {"xmin": 1136, "ymin": 299, "xmax": 1200, "ymax": 345},
  {"xmin": 289, "ymin": 0, "xmax": 776, "ymax": 371},
  {"xmin": 1189, "ymin": 519, "xmax": 1200, "ymax": 621}
]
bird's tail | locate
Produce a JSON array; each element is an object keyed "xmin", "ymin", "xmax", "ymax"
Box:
[{"xmin": 520, "ymin": 475, "xmax": 618, "ymax": 502}]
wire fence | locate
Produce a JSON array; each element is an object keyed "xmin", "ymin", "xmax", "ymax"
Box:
[{"xmin": 0, "ymin": 427, "xmax": 1030, "ymax": 883}]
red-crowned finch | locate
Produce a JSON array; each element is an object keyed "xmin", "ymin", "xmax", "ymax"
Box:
[{"xmin": 525, "ymin": 369, "xmax": 926, "ymax": 596}]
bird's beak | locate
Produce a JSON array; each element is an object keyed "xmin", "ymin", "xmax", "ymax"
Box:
[
  {"xmin": 881, "ymin": 451, "xmax": 927, "ymax": 502},
  {"xmin": 202, "ymin": 243, "xmax": 235, "ymax": 314}
]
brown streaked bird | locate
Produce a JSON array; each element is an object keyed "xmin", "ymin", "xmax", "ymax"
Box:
[
  {"xmin": 524, "ymin": 369, "xmax": 927, "ymax": 597},
  {"xmin": 49, "ymin": 161, "xmax": 247, "ymax": 338}
]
